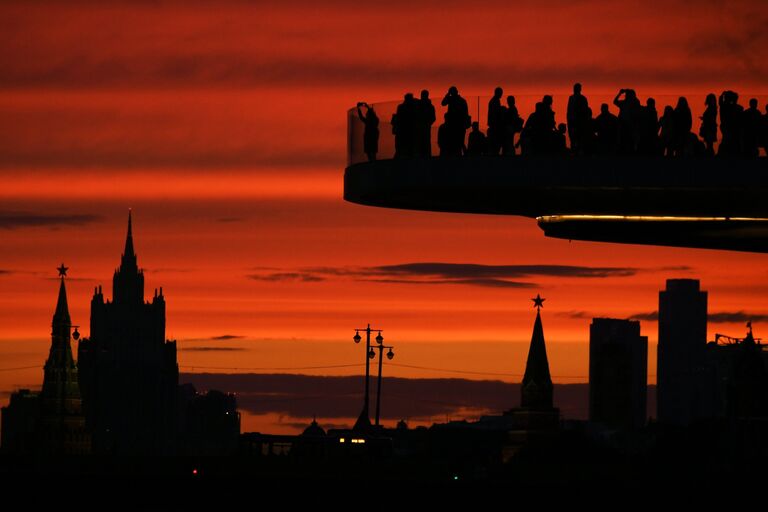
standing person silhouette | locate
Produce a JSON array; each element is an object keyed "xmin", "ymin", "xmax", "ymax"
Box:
[
  {"xmin": 541, "ymin": 95, "xmax": 556, "ymax": 132},
  {"xmin": 762, "ymin": 104, "xmax": 768, "ymax": 156},
  {"xmin": 538, "ymin": 95, "xmax": 557, "ymax": 154},
  {"xmin": 441, "ymin": 86, "xmax": 470, "ymax": 156},
  {"xmin": 416, "ymin": 90, "xmax": 436, "ymax": 157},
  {"xmin": 567, "ymin": 83, "xmax": 590, "ymax": 155},
  {"xmin": 503, "ymin": 95, "xmax": 523, "ymax": 156},
  {"xmin": 743, "ymin": 98, "xmax": 763, "ymax": 158},
  {"xmin": 392, "ymin": 93, "xmax": 418, "ymax": 158},
  {"xmin": 594, "ymin": 103, "xmax": 619, "ymax": 155},
  {"xmin": 466, "ymin": 122, "xmax": 487, "ymax": 156},
  {"xmin": 613, "ymin": 88, "xmax": 642, "ymax": 154},
  {"xmin": 699, "ymin": 93, "xmax": 718, "ymax": 157},
  {"xmin": 672, "ymin": 97, "xmax": 692, "ymax": 156},
  {"xmin": 659, "ymin": 105, "xmax": 676, "ymax": 157},
  {"xmin": 638, "ymin": 98, "xmax": 660, "ymax": 155},
  {"xmin": 718, "ymin": 90, "xmax": 743, "ymax": 156},
  {"xmin": 357, "ymin": 102, "xmax": 379, "ymax": 162},
  {"xmin": 554, "ymin": 123, "xmax": 568, "ymax": 155},
  {"xmin": 487, "ymin": 87, "xmax": 504, "ymax": 155}
]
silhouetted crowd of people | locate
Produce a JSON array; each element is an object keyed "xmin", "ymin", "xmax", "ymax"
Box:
[{"xmin": 355, "ymin": 85, "xmax": 768, "ymax": 161}]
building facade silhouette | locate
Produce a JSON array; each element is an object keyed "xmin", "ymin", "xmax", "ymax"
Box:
[
  {"xmin": 589, "ymin": 318, "xmax": 647, "ymax": 430},
  {"xmin": 657, "ymin": 279, "xmax": 708, "ymax": 426},
  {"xmin": 178, "ymin": 384, "xmax": 241, "ymax": 456},
  {"xmin": 701, "ymin": 326, "xmax": 768, "ymax": 420},
  {"xmin": 77, "ymin": 212, "xmax": 179, "ymax": 454}
]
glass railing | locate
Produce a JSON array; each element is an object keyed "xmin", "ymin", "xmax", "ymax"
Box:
[{"xmin": 347, "ymin": 92, "xmax": 768, "ymax": 166}]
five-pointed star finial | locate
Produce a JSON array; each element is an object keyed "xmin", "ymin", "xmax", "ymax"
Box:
[
  {"xmin": 532, "ymin": 293, "xmax": 545, "ymax": 310},
  {"xmin": 57, "ymin": 263, "xmax": 68, "ymax": 277}
]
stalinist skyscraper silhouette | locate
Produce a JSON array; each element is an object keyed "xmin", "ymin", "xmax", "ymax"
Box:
[{"xmin": 78, "ymin": 211, "xmax": 179, "ymax": 454}]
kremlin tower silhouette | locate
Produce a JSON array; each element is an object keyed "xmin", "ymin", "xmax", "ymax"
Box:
[
  {"xmin": 0, "ymin": 265, "xmax": 91, "ymax": 455},
  {"xmin": 521, "ymin": 294, "xmax": 554, "ymax": 410},
  {"xmin": 38, "ymin": 265, "xmax": 91, "ymax": 454},
  {"xmin": 504, "ymin": 294, "xmax": 559, "ymax": 430}
]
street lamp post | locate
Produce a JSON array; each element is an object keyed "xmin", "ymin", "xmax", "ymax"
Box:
[
  {"xmin": 373, "ymin": 336, "xmax": 395, "ymax": 427},
  {"xmin": 353, "ymin": 324, "xmax": 381, "ymax": 424}
]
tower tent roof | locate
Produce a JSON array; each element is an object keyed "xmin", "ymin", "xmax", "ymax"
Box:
[
  {"xmin": 53, "ymin": 276, "xmax": 71, "ymax": 327},
  {"xmin": 523, "ymin": 309, "xmax": 552, "ymax": 386}
]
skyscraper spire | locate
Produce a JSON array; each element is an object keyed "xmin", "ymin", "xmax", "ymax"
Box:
[
  {"xmin": 521, "ymin": 296, "xmax": 553, "ymax": 409},
  {"xmin": 123, "ymin": 209, "xmax": 136, "ymax": 265},
  {"xmin": 113, "ymin": 209, "xmax": 144, "ymax": 305}
]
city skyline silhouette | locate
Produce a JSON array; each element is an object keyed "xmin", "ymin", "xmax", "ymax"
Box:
[
  {"xmin": 2, "ymin": 212, "xmax": 765, "ymax": 438},
  {"xmin": 6, "ymin": 210, "xmax": 768, "ymax": 435}
]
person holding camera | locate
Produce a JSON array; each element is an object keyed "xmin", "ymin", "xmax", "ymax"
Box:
[
  {"xmin": 613, "ymin": 88, "xmax": 642, "ymax": 154},
  {"xmin": 357, "ymin": 102, "xmax": 379, "ymax": 162},
  {"xmin": 441, "ymin": 86, "xmax": 470, "ymax": 156}
]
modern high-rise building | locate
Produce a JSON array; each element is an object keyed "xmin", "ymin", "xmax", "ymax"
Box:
[
  {"xmin": 78, "ymin": 212, "xmax": 179, "ymax": 454},
  {"xmin": 589, "ymin": 318, "xmax": 648, "ymax": 430},
  {"xmin": 657, "ymin": 279, "xmax": 708, "ymax": 426}
]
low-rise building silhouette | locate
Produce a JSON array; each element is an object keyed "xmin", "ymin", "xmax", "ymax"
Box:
[
  {"xmin": 178, "ymin": 385, "xmax": 241, "ymax": 456},
  {"xmin": 0, "ymin": 389, "xmax": 39, "ymax": 454},
  {"xmin": 702, "ymin": 326, "xmax": 768, "ymax": 419}
]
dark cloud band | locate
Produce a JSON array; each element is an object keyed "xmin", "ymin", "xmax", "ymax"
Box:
[
  {"xmin": 248, "ymin": 262, "xmax": 640, "ymax": 288},
  {"xmin": 0, "ymin": 211, "xmax": 101, "ymax": 230}
]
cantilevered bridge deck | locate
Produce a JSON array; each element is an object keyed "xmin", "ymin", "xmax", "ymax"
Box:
[{"xmin": 344, "ymin": 156, "xmax": 768, "ymax": 252}]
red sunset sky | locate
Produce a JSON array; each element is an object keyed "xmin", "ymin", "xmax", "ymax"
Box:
[{"xmin": 1, "ymin": 0, "xmax": 767, "ymax": 432}]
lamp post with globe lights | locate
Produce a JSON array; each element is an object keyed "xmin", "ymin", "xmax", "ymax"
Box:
[
  {"xmin": 372, "ymin": 335, "xmax": 395, "ymax": 428},
  {"xmin": 353, "ymin": 324, "xmax": 382, "ymax": 425}
]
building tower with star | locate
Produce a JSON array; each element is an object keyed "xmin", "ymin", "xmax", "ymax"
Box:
[
  {"xmin": 37, "ymin": 264, "xmax": 91, "ymax": 454},
  {"xmin": 77, "ymin": 211, "xmax": 179, "ymax": 454},
  {"xmin": 521, "ymin": 294, "xmax": 554, "ymax": 409},
  {"xmin": 1, "ymin": 266, "xmax": 90, "ymax": 455},
  {"xmin": 505, "ymin": 295, "xmax": 559, "ymax": 430}
]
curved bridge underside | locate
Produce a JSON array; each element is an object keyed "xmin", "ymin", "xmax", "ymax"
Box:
[{"xmin": 344, "ymin": 157, "xmax": 768, "ymax": 252}]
